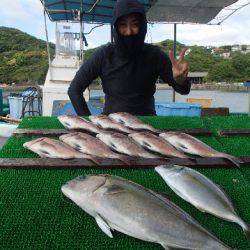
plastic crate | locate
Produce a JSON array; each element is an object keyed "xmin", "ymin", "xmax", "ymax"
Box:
[
  {"xmin": 186, "ymin": 97, "xmax": 212, "ymax": 108},
  {"xmin": 155, "ymin": 102, "xmax": 201, "ymax": 117},
  {"xmin": 87, "ymin": 96, "xmax": 104, "ymax": 115}
]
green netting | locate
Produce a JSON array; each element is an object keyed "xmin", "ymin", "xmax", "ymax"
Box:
[
  {"xmin": 203, "ymin": 116, "xmax": 250, "ymax": 134},
  {"xmin": 0, "ymin": 116, "xmax": 250, "ymax": 249},
  {"xmin": 139, "ymin": 116, "xmax": 207, "ymax": 129},
  {"xmin": 18, "ymin": 116, "xmax": 64, "ymax": 129}
]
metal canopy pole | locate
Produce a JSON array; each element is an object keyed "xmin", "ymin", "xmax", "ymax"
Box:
[
  {"xmin": 243, "ymin": 81, "xmax": 250, "ymax": 116},
  {"xmin": 43, "ymin": 1, "xmax": 52, "ymax": 80},
  {"xmin": 111, "ymin": 24, "xmax": 114, "ymax": 43},
  {"xmin": 172, "ymin": 23, "xmax": 177, "ymax": 102}
]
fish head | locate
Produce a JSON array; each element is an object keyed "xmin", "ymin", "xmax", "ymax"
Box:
[
  {"xmin": 23, "ymin": 137, "xmax": 46, "ymax": 149},
  {"xmin": 96, "ymin": 132, "xmax": 114, "ymax": 140},
  {"xmin": 58, "ymin": 115, "xmax": 74, "ymax": 128},
  {"xmin": 159, "ymin": 132, "xmax": 180, "ymax": 144},
  {"xmin": 160, "ymin": 131, "xmax": 179, "ymax": 138},
  {"xmin": 155, "ymin": 165, "xmax": 186, "ymax": 178},
  {"xmin": 59, "ymin": 132, "xmax": 79, "ymax": 141},
  {"xmin": 61, "ymin": 175, "xmax": 107, "ymax": 202}
]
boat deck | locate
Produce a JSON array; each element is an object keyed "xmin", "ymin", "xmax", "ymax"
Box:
[{"xmin": 0, "ymin": 115, "xmax": 249, "ymax": 249}]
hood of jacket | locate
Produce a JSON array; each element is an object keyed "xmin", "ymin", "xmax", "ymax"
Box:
[{"xmin": 112, "ymin": 0, "xmax": 147, "ymax": 58}]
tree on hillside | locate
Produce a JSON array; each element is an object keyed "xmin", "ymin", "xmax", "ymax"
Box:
[
  {"xmin": 156, "ymin": 39, "xmax": 184, "ymax": 55},
  {"xmin": 231, "ymin": 52, "xmax": 250, "ymax": 81},
  {"xmin": 0, "ymin": 27, "xmax": 55, "ymax": 84},
  {"xmin": 207, "ymin": 60, "xmax": 240, "ymax": 82},
  {"xmin": 185, "ymin": 46, "xmax": 215, "ymax": 72}
]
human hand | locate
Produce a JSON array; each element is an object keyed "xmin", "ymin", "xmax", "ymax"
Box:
[{"xmin": 169, "ymin": 48, "xmax": 189, "ymax": 85}]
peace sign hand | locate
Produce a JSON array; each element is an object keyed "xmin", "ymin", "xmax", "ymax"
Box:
[{"xmin": 169, "ymin": 48, "xmax": 189, "ymax": 85}]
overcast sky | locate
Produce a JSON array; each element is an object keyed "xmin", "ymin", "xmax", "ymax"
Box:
[{"xmin": 0, "ymin": 0, "xmax": 249, "ymax": 49}]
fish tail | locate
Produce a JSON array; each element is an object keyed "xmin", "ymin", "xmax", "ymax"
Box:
[
  {"xmin": 87, "ymin": 156, "xmax": 101, "ymax": 166},
  {"xmin": 117, "ymin": 155, "xmax": 131, "ymax": 165},
  {"xmin": 219, "ymin": 153, "xmax": 243, "ymax": 168},
  {"xmin": 240, "ymin": 220, "xmax": 250, "ymax": 242},
  {"xmin": 245, "ymin": 224, "xmax": 250, "ymax": 242},
  {"xmin": 153, "ymin": 128, "xmax": 162, "ymax": 134}
]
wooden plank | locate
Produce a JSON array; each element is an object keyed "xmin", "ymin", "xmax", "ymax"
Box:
[
  {"xmin": 13, "ymin": 128, "xmax": 212, "ymax": 137},
  {"xmin": 0, "ymin": 116, "xmax": 21, "ymax": 124},
  {"xmin": 219, "ymin": 129, "xmax": 250, "ymax": 136},
  {"xmin": 0, "ymin": 157, "xmax": 249, "ymax": 170},
  {"xmin": 13, "ymin": 129, "xmax": 70, "ymax": 137}
]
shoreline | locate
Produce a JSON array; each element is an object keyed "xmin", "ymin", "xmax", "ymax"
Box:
[
  {"xmin": 90, "ymin": 83, "xmax": 248, "ymax": 92},
  {"xmin": 1, "ymin": 83, "xmax": 248, "ymax": 93}
]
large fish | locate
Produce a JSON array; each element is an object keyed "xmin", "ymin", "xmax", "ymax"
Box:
[
  {"xmin": 159, "ymin": 132, "xmax": 243, "ymax": 167},
  {"xmin": 129, "ymin": 132, "xmax": 188, "ymax": 158},
  {"xmin": 61, "ymin": 174, "xmax": 230, "ymax": 249},
  {"xmin": 23, "ymin": 137, "xmax": 99, "ymax": 164},
  {"xmin": 58, "ymin": 115, "xmax": 102, "ymax": 134},
  {"xmin": 96, "ymin": 132, "xmax": 158, "ymax": 158},
  {"xmin": 89, "ymin": 115, "xmax": 134, "ymax": 134},
  {"xmin": 59, "ymin": 132, "xmax": 130, "ymax": 165},
  {"xmin": 155, "ymin": 165, "xmax": 250, "ymax": 238},
  {"xmin": 109, "ymin": 112, "xmax": 160, "ymax": 133}
]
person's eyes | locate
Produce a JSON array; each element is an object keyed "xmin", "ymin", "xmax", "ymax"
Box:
[
  {"xmin": 132, "ymin": 21, "xmax": 139, "ymax": 27},
  {"xmin": 119, "ymin": 22, "xmax": 127, "ymax": 27}
]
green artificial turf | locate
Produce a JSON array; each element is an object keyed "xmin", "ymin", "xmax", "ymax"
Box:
[{"xmin": 0, "ymin": 116, "xmax": 249, "ymax": 249}]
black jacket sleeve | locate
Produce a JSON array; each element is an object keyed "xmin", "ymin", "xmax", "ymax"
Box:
[
  {"xmin": 68, "ymin": 47, "xmax": 104, "ymax": 115},
  {"xmin": 157, "ymin": 48, "xmax": 191, "ymax": 95}
]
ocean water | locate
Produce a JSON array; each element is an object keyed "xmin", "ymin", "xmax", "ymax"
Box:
[{"xmin": 91, "ymin": 89, "xmax": 249, "ymax": 113}]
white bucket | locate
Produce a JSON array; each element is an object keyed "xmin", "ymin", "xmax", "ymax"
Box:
[{"xmin": 0, "ymin": 123, "xmax": 18, "ymax": 137}]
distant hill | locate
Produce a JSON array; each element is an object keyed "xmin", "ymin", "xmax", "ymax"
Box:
[
  {"xmin": 0, "ymin": 27, "xmax": 55, "ymax": 84},
  {"xmin": 0, "ymin": 27, "xmax": 249, "ymax": 84}
]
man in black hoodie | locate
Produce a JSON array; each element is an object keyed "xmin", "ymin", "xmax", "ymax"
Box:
[{"xmin": 68, "ymin": 0, "xmax": 191, "ymax": 116}]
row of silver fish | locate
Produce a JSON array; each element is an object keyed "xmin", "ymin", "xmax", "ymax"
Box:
[
  {"xmin": 59, "ymin": 132, "xmax": 130, "ymax": 165},
  {"xmin": 23, "ymin": 130, "xmax": 243, "ymax": 167},
  {"xmin": 58, "ymin": 114, "xmax": 242, "ymax": 166},
  {"xmin": 58, "ymin": 112, "xmax": 159, "ymax": 134},
  {"xmin": 62, "ymin": 174, "xmax": 231, "ymax": 249}
]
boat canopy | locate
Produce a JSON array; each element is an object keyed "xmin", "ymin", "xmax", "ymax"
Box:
[{"xmin": 41, "ymin": 0, "xmax": 239, "ymax": 24}]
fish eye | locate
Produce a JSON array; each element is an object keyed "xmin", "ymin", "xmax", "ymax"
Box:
[{"xmin": 76, "ymin": 175, "xmax": 87, "ymax": 181}]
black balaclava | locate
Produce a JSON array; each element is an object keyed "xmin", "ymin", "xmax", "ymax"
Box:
[{"xmin": 112, "ymin": 0, "xmax": 147, "ymax": 58}]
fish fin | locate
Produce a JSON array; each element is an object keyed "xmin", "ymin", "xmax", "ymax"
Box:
[
  {"xmin": 37, "ymin": 149, "xmax": 51, "ymax": 158},
  {"xmin": 245, "ymin": 223, "xmax": 250, "ymax": 242},
  {"xmin": 149, "ymin": 190, "xmax": 171, "ymax": 204},
  {"xmin": 95, "ymin": 215, "xmax": 113, "ymax": 238},
  {"xmin": 84, "ymin": 155, "xmax": 101, "ymax": 165},
  {"xmin": 156, "ymin": 192, "xmax": 172, "ymax": 201},
  {"xmin": 142, "ymin": 141, "xmax": 152, "ymax": 149},
  {"xmin": 117, "ymin": 155, "xmax": 131, "ymax": 165},
  {"xmin": 104, "ymin": 185, "xmax": 127, "ymax": 195},
  {"xmin": 110, "ymin": 142, "xmax": 118, "ymax": 150},
  {"xmin": 194, "ymin": 205, "xmax": 207, "ymax": 213},
  {"xmin": 161, "ymin": 244, "xmax": 180, "ymax": 250},
  {"xmin": 161, "ymin": 244, "xmax": 170, "ymax": 250},
  {"xmin": 179, "ymin": 144, "xmax": 188, "ymax": 151},
  {"xmin": 219, "ymin": 153, "xmax": 243, "ymax": 168}
]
